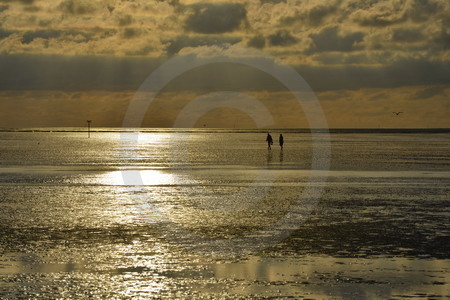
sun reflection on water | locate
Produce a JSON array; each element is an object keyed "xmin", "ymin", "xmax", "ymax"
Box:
[{"xmin": 96, "ymin": 170, "xmax": 179, "ymax": 186}]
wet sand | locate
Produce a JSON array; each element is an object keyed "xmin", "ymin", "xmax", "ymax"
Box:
[{"xmin": 0, "ymin": 130, "xmax": 449, "ymax": 298}]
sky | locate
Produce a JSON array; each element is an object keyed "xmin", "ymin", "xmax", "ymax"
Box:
[{"xmin": 0, "ymin": 0, "xmax": 449, "ymax": 128}]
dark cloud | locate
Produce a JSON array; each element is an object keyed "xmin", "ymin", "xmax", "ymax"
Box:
[
  {"xmin": 351, "ymin": 0, "xmax": 407, "ymax": 27},
  {"xmin": 412, "ymin": 86, "xmax": 445, "ymax": 99},
  {"xmin": 0, "ymin": 28, "xmax": 13, "ymax": 39},
  {"xmin": 156, "ymin": 63, "xmax": 288, "ymax": 93},
  {"xmin": 392, "ymin": 28, "xmax": 424, "ymax": 43},
  {"xmin": 106, "ymin": 4, "xmax": 114, "ymax": 13},
  {"xmin": 308, "ymin": 3, "xmax": 339, "ymax": 25},
  {"xmin": 185, "ymin": 3, "xmax": 246, "ymax": 34},
  {"xmin": 0, "ymin": 54, "xmax": 448, "ymax": 93},
  {"xmin": 0, "ymin": 0, "xmax": 33, "ymax": 4},
  {"xmin": 0, "ymin": 54, "xmax": 164, "ymax": 91},
  {"xmin": 268, "ymin": 30, "xmax": 297, "ymax": 46},
  {"xmin": 407, "ymin": 0, "xmax": 442, "ymax": 23},
  {"xmin": 122, "ymin": 28, "xmax": 140, "ymax": 39},
  {"xmin": 0, "ymin": 54, "xmax": 288, "ymax": 93},
  {"xmin": 58, "ymin": 0, "xmax": 97, "ymax": 15},
  {"xmin": 298, "ymin": 57, "xmax": 450, "ymax": 91},
  {"xmin": 117, "ymin": 14, "xmax": 133, "ymax": 27},
  {"xmin": 282, "ymin": 2, "xmax": 340, "ymax": 26},
  {"xmin": 357, "ymin": 15, "xmax": 406, "ymax": 27},
  {"xmin": 38, "ymin": 19, "xmax": 53, "ymax": 27},
  {"xmin": 247, "ymin": 35, "xmax": 265, "ymax": 49},
  {"xmin": 124, "ymin": 45, "xmax": 154, "ymax": 56},
  {"xmin": 306, "ymin": 26, "xmax": 364, "ymax": 53},
  {"xmin": 18, "ymin": 29, "xmax": 95, "ymax": 44},
  {"xmin": 22, "ymin": 29, "xmax": 61, "ymax": 44},
  {"xmin": 351, "ymin": 0, "xmax": 447, "ymax": 27},
  {"xmin": 165, "ymin": 35, "xmax": 241, "ymax": 55},
  {"xmin": 434, "ymin": 29, "xmax": 450, "ymax": 50},
  {"xmin": 260, "ymin": 0, "xmax": 286, "ymax": 4},
  {"xmin": 345, "ymin": 0, "xmax": 379, "ymax": 11},
  {"xmin": 352, "ymin": 13, "xmax": 405, "ymax": 27}
]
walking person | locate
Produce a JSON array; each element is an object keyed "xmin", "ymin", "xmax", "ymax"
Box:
[
  {"xmin": 266, "ymin": 133, "xmax": 273, "ymax": 150},
  {"xmin": 279, "ymin": 134, "xmax": 284, "ymax": 150}
]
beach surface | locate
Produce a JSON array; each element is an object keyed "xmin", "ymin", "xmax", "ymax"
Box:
[{"xmin": 0, "ymin": 129, "xmax": 449, "ymax": 299}]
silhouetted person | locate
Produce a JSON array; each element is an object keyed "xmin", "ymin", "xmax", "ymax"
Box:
[
  {"xmin": 279, "ymin": 134, "xmax": 284, "ymax": 149},
  {"xmin": 266, "ymin": 133, "xmax": 273, "ymax": 150}
]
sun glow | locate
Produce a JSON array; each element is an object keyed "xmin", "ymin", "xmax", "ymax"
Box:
[{"xmin": 96, "ymin": 170, "xmax": 178, "ymax": 186}]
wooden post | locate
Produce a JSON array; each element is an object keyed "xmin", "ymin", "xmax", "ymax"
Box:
[{"xmin": 87, "ymin": 120, "xmax": 92, "ymax": 138}]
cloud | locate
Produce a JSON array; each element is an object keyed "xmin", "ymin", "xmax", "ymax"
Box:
[
  {"xmin": 268, "ymin": 30, "xmax": 297, "ymax": 46},
  {"xmin": 57, "ymin": 0, "xmax": 99, "ymax": 15},
  {"xmin": 247, "ymin": 35, "xmax": 265, "ymax": 49},
  {"xmin": 8, "ymin": 28, "xmax": 113, "ymax": 46},
  {"xmin": 411, "ymin": 86, "xmax": 445, "ymax": 99},
  {"xmin": 0, "ymin": 54, "xmax": 163, "ymax": 91},
  {"xmin": 306, "ymin": 26, "xmax": 364, "ymax": 53},
  {"xmin": 184, "ymin": 3, "xmax": 247, "ymax": 34},
  {"xmin": 407, "ymin": 0, "xmax": 443, "ymax": 23},
  {"xmin": 307, "ymin": 3, "xmax": 339, "ymax": 25},
  {"xmin": 0, "ymin": 0, "xmax": 448, "ymax": 61},
  {"xmin": 116, "ymin": 14, "xmax": 133, "ymax": 26},
  {"xmin": 391, "ymin": 27, "xmax": 424, "ymax": 43},
  {"xmin": 281, "ymin": 1, "xmax": 341, "ymax": 26},
  {"xmin": 22, "ymin": 29, "xmax": 62, "ymax": 44},
  {"xmin": 433, "ymin": 29, "xmax": 450, "ymax": 50},
  {"xmin": 350, "ymin": 0, "xmax": 407, "ymax": 27},
  {"xmin": 122, "ymin": 27, "xmax": 140, "ymax": 39},
  {"xmin": 298, "ymin": 57, "xmax": 450, "ymax": 91},
  {"xmin": 1, "ymin": 48, "xmax": 449, "ymax": 94},
  {"xmin": 350, "ymin": 0, "xmax": 449, "ymax": 27},
  {"xmin": 165, "ymin": 35, "xmax": 241, "ymax": 55},
  {"xmin": 0, "ymin": 0, "xmax": 33, "ymax": 4},
  {"xmin": 0, "ymin": 1, "xmax": 448, "ymax": 90},
  {"xmin": 260, "ymin": 0, "xmax": 286, "ymax": 4},
  {"xmin": 0, "ymin": 28, "xmax": 13, "ymax": 39}
]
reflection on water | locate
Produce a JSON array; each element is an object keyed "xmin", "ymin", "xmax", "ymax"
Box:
[
  {"xmin": 211, "ymin": 256, "xmax": 450, "ymax": 299},
  {"xmin": 1, "ymin": 252, "xmax": 448, "ymax": 299},
  {"xmin": 0, "ymin": 130, "xmax": 449, "ymax": 298},
  {"xmin": 95, "ymin": 170, "xmax": 178, "ymax": 186},
  {"xmin": 266, "ymin": 150, "xmax": 273, "ymax": 164}
]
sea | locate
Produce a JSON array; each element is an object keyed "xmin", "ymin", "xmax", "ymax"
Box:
[{"xmin": 0, "ymin": 128, "xmax": 449, "ymax": 299}]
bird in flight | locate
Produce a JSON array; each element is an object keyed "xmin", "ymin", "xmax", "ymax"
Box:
[{"xmin": 392, "ymin": 112, "xmax": 403, "ymax": 115}]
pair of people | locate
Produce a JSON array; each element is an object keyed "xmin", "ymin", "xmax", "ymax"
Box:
[{"xmin": 266, "ymin": 133, "xmax": 283, "ymax": 150}]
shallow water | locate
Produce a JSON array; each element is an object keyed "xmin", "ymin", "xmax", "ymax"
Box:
[{"xmin": 0, "ymin": 129, "xmax": 449, "ymax": 299}]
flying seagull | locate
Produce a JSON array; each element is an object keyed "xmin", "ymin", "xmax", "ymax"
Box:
[{"xmin": 392, "ymin": 112, "xmax": 403, "ymax": 115}]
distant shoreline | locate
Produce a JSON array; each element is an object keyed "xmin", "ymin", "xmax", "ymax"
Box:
[{"xmin": 0, "ymin": 128, "xmax": 449, "ymax": 134}]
